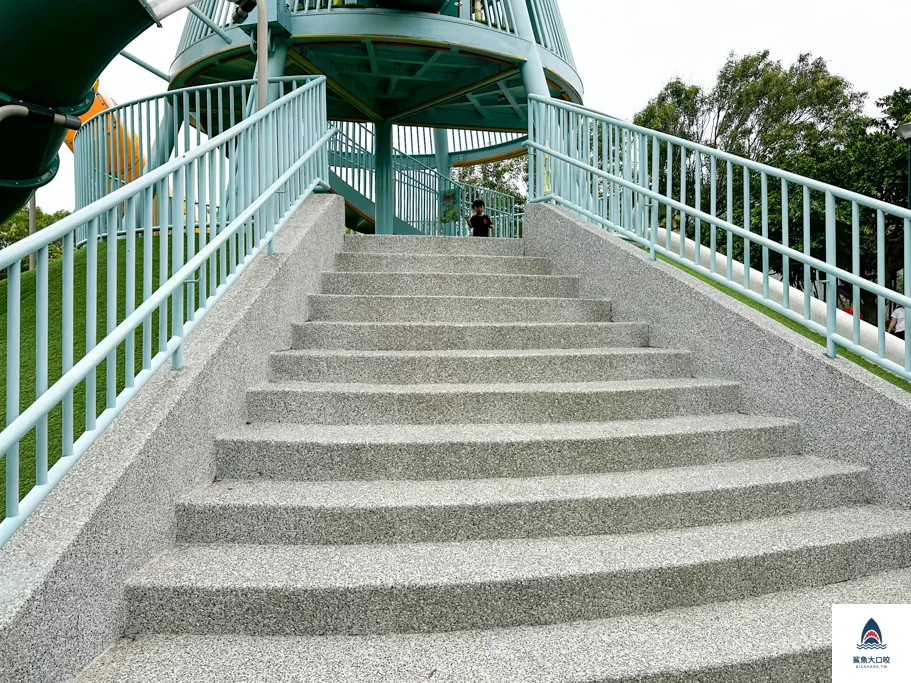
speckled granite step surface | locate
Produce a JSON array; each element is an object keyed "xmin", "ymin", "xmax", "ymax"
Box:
[{"xmin": 74, "ymin": 234, "xmax": 910, "ymax": 682}]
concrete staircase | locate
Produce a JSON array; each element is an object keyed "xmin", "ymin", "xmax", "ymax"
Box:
[{"xmin": 78, "ymin": 235, "xmax": 911, "ymax": 682}]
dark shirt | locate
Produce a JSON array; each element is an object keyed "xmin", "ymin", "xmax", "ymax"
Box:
[{"xmin": 469, "ymin": 214, "xmax": 492, "ymax": 237}]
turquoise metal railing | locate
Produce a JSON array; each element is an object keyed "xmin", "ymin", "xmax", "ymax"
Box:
[
  {"xmin": 0, "ymin": 76, "xmax": 332, "ymax": 545},
  {"xmin": 528, "ymin": 95, "xmax": 911, "ymax": 380},
  {"xmin": 331, "ymin": 121, "xmax": 521, "ymax": 236},
  {"xmin": 177, "ymin": 0, "xmax": 572, "ymax": 65}
]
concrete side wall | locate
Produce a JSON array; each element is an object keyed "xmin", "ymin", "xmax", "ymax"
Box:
[
  {"xmin": 525, "ymin": 203, "xmax": 911, "ymax": 509},
  {"xmin": 0, "ymin": 194, "xmax": 345, "ymax": 683}
]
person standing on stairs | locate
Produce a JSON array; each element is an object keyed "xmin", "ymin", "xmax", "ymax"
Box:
[
  {"xmin": 888, "ymin": 304, "xmax": 905, "ymax": 340},
  {"xmin": 466, "ymin": 199, "xmax": 492, "ymax": 237}
]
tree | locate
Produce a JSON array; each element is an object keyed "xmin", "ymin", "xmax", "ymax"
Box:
[
  {"xmin": 0, "ymin": 202, "xmax": 70, "ymax": 269},
  {"xmin": 633, "ymin": 52, "xmax": 909, "ymax": 322},
  {"xmin": 452, "ymin": 156, "xmax": 528, "ymax": 209}
]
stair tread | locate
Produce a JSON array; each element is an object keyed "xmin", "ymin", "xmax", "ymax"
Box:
[
  {"xmin": 184, "ymin": 456, "xmax": 863, "ymax": 509},
  {"xmin": 248, "ymin": 377, "xmax": 738, "ymax": 394},
  {"xmin": 129, "ymin": 506, "xmax": 910, "ymax": 590},
  {"xmin": 311, "ymin": 293, "xmax": 600, "ymax": 303},
  {"xmin": 271, "ymin": 347, "xmax": 686, "ymax": 360},
  {"xmin": 78, "ymin": 567, "xmax": 911, "ymax": 682},
  {"xmin": 216, "ymin": 413, "xmax": 797, "ymax": 445}
]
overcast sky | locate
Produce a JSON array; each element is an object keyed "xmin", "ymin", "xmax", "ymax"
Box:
[{"xmin": 37, "ymin": 0, "xmax": 911, "ymax": 213}]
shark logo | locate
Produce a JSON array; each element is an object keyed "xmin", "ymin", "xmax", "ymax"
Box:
[{"xmin": 857, "ymin": 618, "xmax": 887, "ymax": 650}]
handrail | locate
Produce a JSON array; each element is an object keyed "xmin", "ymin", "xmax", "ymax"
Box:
[
  {"xmin": 530, "ymin": 96, "xmax": 911, "ymax": 221},
  {"xmin": 528, "ymin": 97, "xmax": 911, "ymax": 381},
  {"xmin": 0, "ymin": 77, "xmax": 333, "ymax": 545}
]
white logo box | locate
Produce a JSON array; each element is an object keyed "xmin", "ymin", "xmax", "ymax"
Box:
[{"xmin": 832, "ymin": 604, "xmax": 911, "ymax": 682}]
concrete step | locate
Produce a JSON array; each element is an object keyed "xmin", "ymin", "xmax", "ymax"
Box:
[
  {"xmin": 269, "ymin": 348, "xmax": 693, "ymax": 384},
  {"xmin": 320, "ymin": 271, "xmax": 579, "ymax": 298},
  {"xmin": 78, "ymin": 567, "xmax": 911, "ymax": 682},
  {"xmin": 245, "ymin": 378, "xmax": 741, "ymax": 425},
  {"xmin": 215, "ymin": 414, "xmax": 800, "ymax": 481},
  {"xmin": 176, "ymin": 457, "xmax": 867, "ymax": 545},
  {"xmin": 125, "ymin": 506, "xmax": 911, "ymax": 636},
  {"xmin": 307, "ymin": 294, "xmax": 611, "ymax": 323},
  {"xmin": 342, "ymin": 234, "xmax": 524, "ymax": 256},
  {"xmin": 335, "ymin": 251, "xmax": 552, "ymax": 275},
  {"xmin": 290, "ymin": 321, "xmax": 649, "ymax": 350}
]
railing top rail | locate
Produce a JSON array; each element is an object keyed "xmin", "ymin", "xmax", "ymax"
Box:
[
  {"xmin": 0, "ymin": 132, "xmax": 335, "ymax": 459},
  {"xmin": 0, "ymin": 76, "xmax": 327, "ymax": 270},
  {"xmin": 527, "ymin": 139, "xmax": 911, "ymax": 311},
  {"xmin": 78, "ymin": 75, "xmax": 323, "ymax": 128},
  {"xmin": 530, "ymin": 95, "xmax": 911, "ymax": 221}
]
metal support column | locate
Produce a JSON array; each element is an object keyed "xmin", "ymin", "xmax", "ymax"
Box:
[
  {"xmin": 433, "ymin": 127, "xmax": 452, "ymax": 235},
  {"xmin": 267, "ymin": 38, "xmax": 290, "ymax": 103},
  {"xmin": 375, "ymin": 120, "xmax": 395, "ymax": 235},
  {"xmin": 509, "ymin": 0, "xmax": 550, "ymax": 98}
]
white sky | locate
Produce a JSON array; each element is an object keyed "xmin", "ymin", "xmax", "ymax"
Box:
[{"xmin": 37, "ymin": 0, "xmax": 911, "ymax": 213}]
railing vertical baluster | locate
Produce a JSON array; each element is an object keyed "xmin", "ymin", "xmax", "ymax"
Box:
[
  {"xmin": 877, "ymin": 210, "xmax": 886, "ymax": 357},
  {"xmin": 62, "ymin": 231, "xmax": 74, "ymax": 456},
  {"xmin": 804, "ymin": 187, "xmax": 811, "ymax": 321},
  {"xmin": 106, "ymin": 207, "xmax": 118, "ymax": 410},
  {"xmin": 761, "ymin": 172, "xmax": 769, "ymax": 299},
  {"xmin": 158, "ymin": 179, "xmax": 169, "ymax": 355},
  {"xmin": 693, "ymin": 149, "xmax": 702, "ymax": 266},
  {"xmin": 35, "ymin": 245, "xmax": 49, "ymax": 485},
  {"xmin": 142, "ymin": 188, "xmax": 153, "ymax": 371},
  {"xmin": 5, "ymin": 262, "xmax": 21, "ymax": 518},
  {"xmin": 125, "ymin": 197, "xmax": 137, "ymax": 389},
  {"xmin": 851, "ymin": 202, "xmax": 860, "ymax": 344},
  {"xmin": 85, "ymin": 217, "xmax": 98, "ymax": 431},
  {"xmin": 726, "ymin": 160, "xmax": 733, "ymax": 281},
  {"xmin": 782, "ymin": 179, "xmax": 790, "ymax": 311},
  {"xmin": 905, "ymin": 217, "xmax": 911, "ymax": 372},
  {"xmin": 665, "ymin": 141, "xmax": 672, "ymax": 250},
  {"xmin": 172, "ymin": 169, "xmax": 186, "ymax": 370},
  {"xmin": 743, "ymin": 167, "xmax": 750, "ymax": 290},
  {"xmin": 650, "ymin": 135, "xmax": 658, "ymax": 260},
  {"xmin": 709, "ymin": 155, "xmax": 717, "ymax": 274},
  {"xmin": 825, "ymin": 191, "xmax": 837, "ymax": 357},
  {"xmin": 679, "ymin": 144, "xmax": 686, "ymax": 257}
]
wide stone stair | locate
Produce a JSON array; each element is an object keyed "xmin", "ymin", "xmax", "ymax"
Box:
[{"xmin": 78, "ymin": 235, "xmax": 911, "ymax": 682}]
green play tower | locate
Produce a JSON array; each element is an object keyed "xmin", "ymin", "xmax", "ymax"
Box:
[{"xmin": 170, "ymin": 0, "xmax": 582, "ymax": 233}]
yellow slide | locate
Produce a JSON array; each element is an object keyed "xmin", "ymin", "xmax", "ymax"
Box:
[{"xmin": 64, "ymin": 81, "xmax": 144, "ymax": 185}]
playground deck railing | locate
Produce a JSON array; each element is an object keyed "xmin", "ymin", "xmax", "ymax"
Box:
[
  {"xmin": 331, "ymin": 121, "xmax": 521, "ymax": 237},
  {"xmin": 0, "ymin": 76, "xmax": 333, "ymax": 546},
  {"xmin": 528, "ymin": 95, "xmax": 911, "ymax": 381}
]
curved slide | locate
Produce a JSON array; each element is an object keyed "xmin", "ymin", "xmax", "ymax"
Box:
[{"xmin": 0, "ymin": 0, "xmax": 198, "ymax": 223}]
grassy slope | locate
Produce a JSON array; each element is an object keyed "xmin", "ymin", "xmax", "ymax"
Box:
[
  {"xmin": 0, "ymin": 238, "xmax": 170, "ymax": 518},
  {"xmin": 657, "ymin": 254, "xmax": 911, "ymax": 393}
]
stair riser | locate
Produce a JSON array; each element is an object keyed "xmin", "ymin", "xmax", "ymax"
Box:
[
  {"xmin": 215, "ymin": 423, "xmax": 801, "ymax": 481},
  {"xmin": 245, "ymin": 383, "xmax": 741, "ymax": 425},
  {"xmin": 308, "ymin": 296, "xmax": 611, "ymax": 323},
  {"xmin": 343, "ymin": 235, "xmax": 524, "ymax": 256},
  {"xmin": 290, "ymin": 322, "xmax": 650, "ymax": 351},
  {"xmin": 176, "ymin": 471, "xmax": 866, "ymax": 545},
  {"xmin": 125, "ymin": 533, "xmax": 911, "ymax": 636},
  {"xmin": 269, "ymin": 351, "xmax": 693, "ymax": 384},
  {"xmin": 320, "ymin": 272, "xmax": 579, "ymax": 299},
  {"xmin": 334, "ymin": 253, "xmax": 552, "ymax": 275}
]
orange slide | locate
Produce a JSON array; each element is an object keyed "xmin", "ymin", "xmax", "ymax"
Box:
[{"xmin": 65, "ymin": 81, "xmax": 144, "ymax": 183}]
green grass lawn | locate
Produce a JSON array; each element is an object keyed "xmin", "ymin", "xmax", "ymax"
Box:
[
  {"xmin": 0, "ymin": 237, "xmax": 177, "ymax": 519},
  {"xmin": 657, "ymin": 254, "xmax": 911, "ymax": 394}
]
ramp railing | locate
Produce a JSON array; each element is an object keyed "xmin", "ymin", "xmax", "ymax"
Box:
[
  {"xmin": 0, "ymin": 76, "xmax": 332, "ymax": 545},
  {"xmin": 528, "ymin": 95, "xmax": 911, "ymax": 381}
]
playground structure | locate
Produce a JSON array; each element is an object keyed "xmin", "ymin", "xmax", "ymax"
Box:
[{"xmin": 2, "ymin": 2, "xmax": 911, "ymax": 682}]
